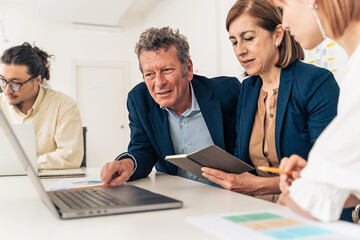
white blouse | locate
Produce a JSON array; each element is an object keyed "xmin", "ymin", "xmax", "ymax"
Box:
[{"xmin": 289, "ymin": 43, "xmax": 360, "ymax": 222}]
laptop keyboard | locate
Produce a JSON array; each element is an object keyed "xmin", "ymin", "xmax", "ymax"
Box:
[{"xmin": 54, "ymin": 189, "xmax": 127, "ymax": 209}]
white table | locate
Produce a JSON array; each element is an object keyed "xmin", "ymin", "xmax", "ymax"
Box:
[{"xmin": 0, "ymin": 169, "xmax": 283, "ymax": 240}]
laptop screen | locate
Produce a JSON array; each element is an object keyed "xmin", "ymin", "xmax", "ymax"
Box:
[
  {"xmin": 0, "ymin": 124, "xmax": 37, "ymax": 176},
  {"xmin": 0, "ymin": 108, "xmax": 60, "ymax": 217}
]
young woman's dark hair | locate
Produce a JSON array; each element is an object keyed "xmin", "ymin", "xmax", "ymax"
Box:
[{"xmin": 1, "ymin": 42, "xmax": 53, "ymax": 82}]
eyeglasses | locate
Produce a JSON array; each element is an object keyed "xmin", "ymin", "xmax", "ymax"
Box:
[{"xmin": 0, "ymin": 76, "xmax": 36, "ymax": 92}]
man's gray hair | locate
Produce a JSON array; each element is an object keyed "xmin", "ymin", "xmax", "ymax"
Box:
[{"xmin": 135, "ymin": 27, "xmax": 191, "ymax": 76}]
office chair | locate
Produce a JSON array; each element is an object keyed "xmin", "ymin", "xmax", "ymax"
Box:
[{"xmin": 80, "ymin": 126, "xmax": 87, "ymax": 167}]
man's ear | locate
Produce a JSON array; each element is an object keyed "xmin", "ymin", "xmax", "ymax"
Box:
[
  {"xmin": 35, "ymin": 75, "xmax": 42, "ymax": 86},
  {"xmin": 186, "ymin": 59, "xmax": 194, "ymax": 82}
]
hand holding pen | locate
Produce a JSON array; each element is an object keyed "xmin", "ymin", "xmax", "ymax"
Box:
[
  {"xmin": 278, "ymin": 154, "xmax": 307, "ymax": 193},
  {"xmin": 257, "ymin": 154, "xmax": 307, "ymax": 194}
]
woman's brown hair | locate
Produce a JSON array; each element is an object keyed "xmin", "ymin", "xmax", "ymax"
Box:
[{"xmin": 226, "ymin": 0, "xmax": 304, "ymax": 68}]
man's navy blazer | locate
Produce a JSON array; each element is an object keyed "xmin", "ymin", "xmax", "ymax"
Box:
[
  {"xmin": 234, "ymin": 60, "xmax": 339, "ymax": 166},
  {"xmin": 124, "ymin": 74, "xmax": 240, "ymax": 181}
]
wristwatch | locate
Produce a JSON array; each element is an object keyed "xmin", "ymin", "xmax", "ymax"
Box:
[{"xmin": 352, "ymin": 204, "xmax": 360, "ymax": 224}]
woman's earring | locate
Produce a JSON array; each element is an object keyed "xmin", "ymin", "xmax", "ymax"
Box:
[
  {"xmin": 308, "ymin": 4, "xmax": 326, "ymax": 39},
  {"xmin": 275, "ymin": 42, "xmax": 279, "ymax": 47}
]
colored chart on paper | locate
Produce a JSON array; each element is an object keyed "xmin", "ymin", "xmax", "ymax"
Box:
[
  {"xmin": 222, "ymin": 212, "xmax": 353, "ymax": 240},
  {"xmin": 46, "ymin": 177, "xmax": 102, "ymax": 191},
  {"xmin": 187, "ymin": 209, "xmax": 360, "ymax": 240}
]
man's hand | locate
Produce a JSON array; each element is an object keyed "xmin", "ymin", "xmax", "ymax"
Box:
[
  {"xmin": 279, "ymin": 154, "xmax": 307, "ymax": 193},
  {"xmin": 100, "ymin": 158, "xmax": 135, "ymax": 186}
]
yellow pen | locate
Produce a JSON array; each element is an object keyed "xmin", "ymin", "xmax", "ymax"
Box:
[{"xmin": 257, "ymin": 166, "xmax": 293, "ymax": 175}]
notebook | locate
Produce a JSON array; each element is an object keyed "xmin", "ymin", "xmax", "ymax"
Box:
[
  {"xmin": 0, "ymin": 124, "xmax": 37, "ymax": 176},
  {"xmin": 165, "ymin": 145, "xmax": 254, "ymax": 179},
  {"xmin": 0, "ymin": 108, "xmax": 182, "ymax": 219},
  {"xmin": 37, "ymin": 168, "xmax": 87, "ymax": 178}
]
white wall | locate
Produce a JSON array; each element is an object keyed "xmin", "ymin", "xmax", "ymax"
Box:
[{"xmin": 0, "ymin": 0, "xmax": 143, "ymax": 99}]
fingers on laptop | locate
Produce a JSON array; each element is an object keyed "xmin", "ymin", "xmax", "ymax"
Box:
[
  {"xmin": 101, "ymin": 161, "xmax": 133, "ymax": 186},
  {"xmin": 100, "ymin": 161, "xmax": 120, "ymax": 185}
]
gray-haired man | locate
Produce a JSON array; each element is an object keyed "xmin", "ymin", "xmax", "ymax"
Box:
[{"xmin": 101, "ymin": 27, "xmax": 240, "ymax": 186}]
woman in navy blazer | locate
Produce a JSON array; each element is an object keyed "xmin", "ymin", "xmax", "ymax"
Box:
[{"xmin": 202, "ymin": 0, "xmax": 339, "ymax": 199}]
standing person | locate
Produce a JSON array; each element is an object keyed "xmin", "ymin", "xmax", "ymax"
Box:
[
  {"xmin": 202, "ymin": 0, "xmax": 339, "ymax": 202},
  {"xmin": 101, "ymin": 27, "xmax": 240, "ymax": 186},
  {"xmin": 0, "ymin": 42, "xmax": 83, "ymax": 169},
  {"xmin": 269, "ymin": 0, "xmax": 360, "ymax": 222}
]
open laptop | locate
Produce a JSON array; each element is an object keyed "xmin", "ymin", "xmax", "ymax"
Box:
[
  {"xmin": 0, "ymin": 124, "xmax": 37, "ymax": 176},
  {"xmin": 0, "ymin": 108, "xmax": 182, "ymax": 219}
]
